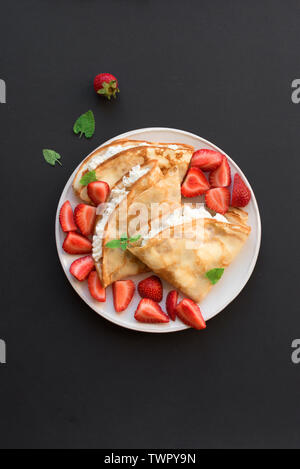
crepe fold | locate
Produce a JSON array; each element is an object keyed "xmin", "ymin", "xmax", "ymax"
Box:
[
  {"xmin": 128, "ymin": 209, "xmax": 251, "ymax": 304},
  {"xmin": 73, "ymin": 139, "xmax": 194, "ymax": 204},
  {"xmin": 99, "ymin": 166, "xmax": 182, "ymax": 288}
]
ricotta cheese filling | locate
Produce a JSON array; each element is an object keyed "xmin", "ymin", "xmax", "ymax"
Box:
[
  {"xmin": 142, "ymin": 204, "xmax": 229, "ymax": 245},
  {"xmin": 92, "ymin": 165, "xmax": 150, "ymax": 261}
]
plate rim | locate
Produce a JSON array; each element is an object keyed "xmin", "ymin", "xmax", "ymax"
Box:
[{"xmin": 55, "ymin": 127, "xmax": 262, "ymax": 333}]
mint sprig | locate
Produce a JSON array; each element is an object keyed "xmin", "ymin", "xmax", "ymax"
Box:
[
  {"xmin": 43, "ymin": 149, "xmax": 62, "ymax": 166},
  {"xmin": 205, "ymin": 268, "xmax": 225, "ymax": 285},
  {"xmin": 80, "ymin": 170, "xmax": 97, "ymax": 186},
  {"xmin": 73, "ymin": 110, "xmax": 95, "ymax": 139},
  {"xmin": 106, "ymin": 234, "xmax": 141, "ymax": 251}
]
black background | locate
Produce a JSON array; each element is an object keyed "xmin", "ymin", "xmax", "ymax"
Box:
[{"xmin": 0, "ymin": 0, "xmax": 299, "ymax": 449}]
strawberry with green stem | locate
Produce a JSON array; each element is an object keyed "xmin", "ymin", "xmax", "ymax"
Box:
[{"xmin": 94, "ymin": 73, "xmax": 120, "ymax": 100}]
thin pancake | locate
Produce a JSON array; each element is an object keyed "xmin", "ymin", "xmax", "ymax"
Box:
[
  {"xmin": 73, "ymin": 140, "xmax": 194, "ymax": 204},
  {"xmin": 93, "ymin": 161, "xmax": 163, "ymax": 285},
  {"xmin": 101, "ymin": 167, "xmax": 182, "ymax": 288},
  {"xmin": 128, "ymin": 210, "xmax": 251, "ymax": 303}
]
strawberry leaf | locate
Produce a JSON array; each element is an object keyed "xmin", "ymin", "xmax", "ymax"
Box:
[
  {"xmin": 73, "ymin": 110, "xmax": 95, "ymax": 139},
  {"xmin": 205, "ymin": 268, "xmax": 225, "ymax": 285},
  {"xmin": 80, "ymin": 170, "xmax": 97, "ymax": 186},
  {"xmin": 97, "ymin": 81, "xmax": 119, "ymax": 100}
]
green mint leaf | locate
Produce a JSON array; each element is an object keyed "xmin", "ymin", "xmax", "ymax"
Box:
[
  {"xmin": 105, "ymin": 240, "xmax": 122, "ymax": 249},
  {"xmin": 129, "ymin": 235, "xmax": 141, "ymax": 243},
  {"xmin": 73, "ymin": 110, "xmax": 95, "ymax": 139},
  {"xmin": 205, "ymin": 268, "xmax": 225, "ymax": 285},
  {"xmin": 80, "ymin": 170, "xmax": 97, "ymax": 186},
  {"xmin": 105, "ymin": 234, "xmax": 140, "ymax": 251},
  {"xmin": 43, "ymin": 149, "xmax": 62, "ymax": 166}
]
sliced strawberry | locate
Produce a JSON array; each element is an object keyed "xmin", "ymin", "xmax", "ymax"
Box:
[
  {"xmin": 231, "ymin": 174, "xmax": 251, "ymax": 208},
  {"xmin": 175, "ymin": 299, "xmax": 206, "ymax": 330},
  {"xmin": 87, "ymin": 181, "xmax": 110, "ymax": 206},
  {"xmin": 113, "ymin": 280, "xmax": 135, "ymax": 313},
  {"xmin": 135, "ymin": 299, "xmax": 170, "ymax": 324},
  {"xmin": 74, "ymin": 204, "xmax": 96, "ymax": 237},
  {"xmin": 138, "ymin": 276, "xmax": 163, "ymax": 303},
  {"xmin": 166, "ymin": 290, "xmax": 178, "ymax": 321},
  {"xmin": 59, "ymin": 201, "xmax": 77, "ymax": 232},
  {"xmin": 63, "ymin": 231, "xmax": 92, "ymax": 254},
  {"xmin": 70, "ymin": 255, "xmax": 94, "ymax": 281},
  {"xmin": 205, "ymin": 187, "xmax": 230, "ymax": 215},
  {"xmin": 88, "ymin": 271, "xmax": 106, "ymax": 302},
  {"xmin": 191, "ymin": 149, "xmax": 224, "ymax": 172},
  {"xmin": 181, "ymin": 167, "xmax": 210, "ymax": 198},
  {"xmin": 209, "ymin": 157, "xmax": 231, "ymax": 188}
]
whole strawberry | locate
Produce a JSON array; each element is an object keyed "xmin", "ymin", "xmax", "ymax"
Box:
[{"xmin": 94, "ymin": 73, "xmax": 120, "ymax": 100}]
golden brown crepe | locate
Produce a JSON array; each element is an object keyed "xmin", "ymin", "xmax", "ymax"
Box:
[
  {"xmin": 73, "ymin": 139, "xmax": 194, "ymax": 204},
  {"xmin": 99, "ymin": 166, "xmax": 182, "ymax": 288},
  {"xmin": 128, "ymin": 208, "xmax": 251, "ymax": 304},
  {"xmin": 93, "ymin": 161, "xmax": 162, "ymax": 284}
]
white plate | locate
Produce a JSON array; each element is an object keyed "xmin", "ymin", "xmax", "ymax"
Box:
[{"xmin": 55, "ymin": 127, "xmax": 261, "ymax": 333}]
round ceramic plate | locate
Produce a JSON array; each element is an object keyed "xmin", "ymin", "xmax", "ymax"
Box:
[{"xmin": 55, "ymin": 127, "xmax": 261, "ymax": 333}]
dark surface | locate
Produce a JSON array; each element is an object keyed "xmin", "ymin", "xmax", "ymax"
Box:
[{"xmin": 0, "ymin": 0, "xmax": 299, "ymax": 449}]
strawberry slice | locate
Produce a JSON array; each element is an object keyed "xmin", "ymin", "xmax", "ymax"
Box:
[
  {"xmin": 135, "ymin": 299, "xmax": 170, "ymax": 324},
  {"xmin": 209, "ymin": 157, "xmax": 231, "ymax": 188},
  {"xmin": 231, "ymin": 174, "xmax": 251, "ymax": 208},
  {"xmin": 63, "ymin": 231, "xmax": 92, "ymax": 254},
  {"xmin": 205, "ymin": 187, "xmax": 230, "ymax": 215},
  {"xmin": 87, "ymin": 181, "xmax": 110, "ymax": 206},
  {"xmin": 74, "ymin": 204, "xmax": 96, "ymax": 237},
  {"xmin": 191, "ymin": 149, "xmax": 224, "ymax": 172},
  {"xmin": 70, "ymin": 255, "xmax": 94, "ymax": 281},
  {"xmin": 175, "ymin": 299, "xmax": 206, "ymax": 330},
  {"xmin": 59, "ymin": 201, "xmax": 77, "ymax": 232},
  {"xmin": 166, "ymin": 290, "xmax": 178, "ymax": 321},
  {"xmin": 138, "ymin": 276, "xmax": 163, "ymax": 303},
  {"xmin": 88, "ymin": 271, "xmax": 106, "ymax": 302},
  {"xmin": 113, "ymin": 280, "xmax": 135, "ymax": 313},
  {"xmin": 181, "ymin": 167, "xmax": 210, "ymax": 198}
]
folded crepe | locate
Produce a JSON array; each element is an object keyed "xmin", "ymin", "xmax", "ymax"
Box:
[
  {"xmin": 92, "ymin": 161, "xmax": 161, "ymax": 283},
  {"xmin": 128, "ymin": 207, "xmax": 251, "ymax": 304},
  {"xmin": 73, "ymin": 139, "xmax": 194, "ymax": 204},
  {"xmin": 99, "ymin": 166, "xmax": 182, "ymax": 288}
]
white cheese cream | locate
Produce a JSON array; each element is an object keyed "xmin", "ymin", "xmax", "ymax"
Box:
[
  {"xmin": 85, "ymin": 143, "xmax": 179, "ymax": 172},
  {"xmin": 142, "ymin": 204, "xmax": 229, "ymax": 245},
  {"xmin": 92, "ymin": 165, "xmax": 150, "ymax": 261}
]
